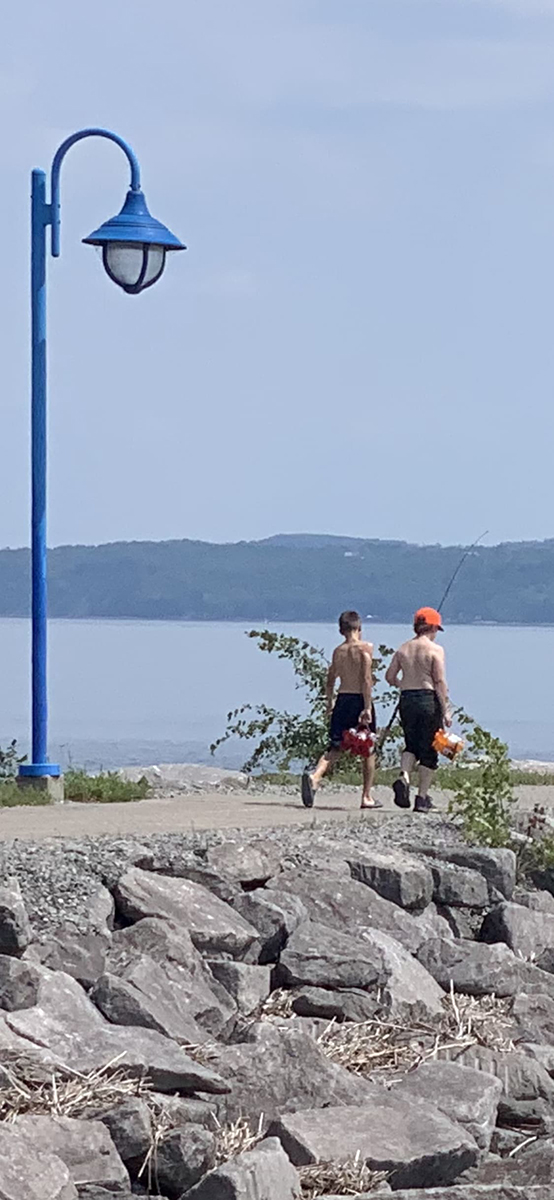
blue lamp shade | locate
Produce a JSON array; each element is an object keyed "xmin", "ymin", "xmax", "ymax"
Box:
[{"xmin": 83, "ymin": 188, "xmax": 185, "ymax": 294}]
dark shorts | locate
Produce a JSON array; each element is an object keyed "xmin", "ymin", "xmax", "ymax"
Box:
[
  {"xmin": 329, "ymin": 693, "xmax": 376, "ymax": 750},
  {"xmin": 399, "ymin": 689, "xmax": 442, "ymax": 770}
]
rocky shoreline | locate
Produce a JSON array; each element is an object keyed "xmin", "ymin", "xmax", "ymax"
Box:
[{"xmin": 1, "ymin": 814, "xmax": 554, "ymax": 1197}]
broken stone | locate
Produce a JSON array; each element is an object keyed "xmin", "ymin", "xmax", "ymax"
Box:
[
  {"xmin": 24, "ymin": 933, "xmax": 108, "ymax": 990},
  {"xmin": 454, "ymin": 1045, "xmax": 554, "ymax": 1105},
  {"xmin": 430, "ymin": 862, "xmax": 489, "ymax": 909},
  {"xmin": 513, "ymin": 888, "xmax": 554, "ymax": 914},
  {"xmin": 0, "ymin": 879, "xmax": 32, "ymax": 956},
  {"xmin": 133, "ymin": 853, "xmax": 238, "ymax": 904},
  {"xmin": 291, "ymin": 986, "xmax": 379, "ymax": 1023},
  {"xmin": 268, "ymin": 1093, "xmax": 479, "ymax": 1189},
  {"xmin": 114, "ymin": 868, "xmax": 259, "ymax": 959},
  {"xmin": 369, "ymin": 928, "xmax": 445, "ymax": 1022},
  {"xmin": 185, "ymin": 1136, "xmax": 300, "ymax": 1200},
  {"xmin": 347, "ymin": 849, "xmax": 434, "ymax": 911},
  {"xmin": 428, "ymin": 846, "xmax": 516, "ymax": 900},
  {"xmin": 232, "ymin": 891, "xmax": 307, "ymax": 964},
  {"xmin": 205, "ymin": 1022, "xmax": 375, "ymax": 1124},
  {"xmin": 468, "ymin": 1136, "xmax": 554, "ymax": 1186},
  {"xmin": 11, "ymin": 1115, "xmax": 129, "ymax": 1192},
  {"xmin": 206, "ymin": 839, "xmax": 282, "ymax": 886},
  {"xmin": 512, "ymin": 992, "xmax": 554, "ymax": 1045},
  {"xmin": 0, "ymin": 955, "xmax": 41, "ymax": 1010},
  {"xmin": 98, "ymin": 1098, "xmax": 152, "ymax": 1170},
  {"xmin": 207, "ymin": 960, "xmax": 270, "ymax": 1016},
  {"xmin": 0, "ymin": 1123, "xmax": 77, "ymax": 1200},
  {"xmin": 417, "ymin": 936, "xmax": 554, "ymax": 999},
  {"xmin": 394, "ymin": 1060, "xmax": 503, "ymax": 1150},
  {"xmin": 91, "ymin": 961, "xmax": 213, "ymax": 1045},
  {"xmin": 482, "ymin": 902, "xmax": 554, "ymax": 959},
  {"xmin": 87, "ymin": 885, "xmax": 115, "ymax": 934},
  {"xmin": 155, "ymin": 1126, "xmax": 216, "ymax": 1198},
  {"xmin": 278, "ymin": 921, "xmax": 385, "ymax": 992}
]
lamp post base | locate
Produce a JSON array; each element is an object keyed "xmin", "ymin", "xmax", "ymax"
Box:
[{"xmin": 18, "ymin": 766, "xmax": 64, "ymax": 803}]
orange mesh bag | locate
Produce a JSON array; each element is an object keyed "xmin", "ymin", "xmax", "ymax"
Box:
[{"xmin": 432, "ymin": 729, "xmax": 464, "ymax": 760}]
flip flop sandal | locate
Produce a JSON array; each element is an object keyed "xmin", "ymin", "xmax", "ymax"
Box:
[
  {"xmin": 393, "ymin": 777, "xmax": 410, "ymax": 809},
  {"xmin": 361, "ymin": 798, "xmax": 384, "ymax": 809},
  {"xmin": 301, "ymin": 771, "xmax": 315, "ymax": 809}
]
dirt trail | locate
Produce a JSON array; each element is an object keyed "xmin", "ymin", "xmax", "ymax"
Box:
[{"xmin": 0, "ymin": 782, "xmax": 550, "ymax": 841}]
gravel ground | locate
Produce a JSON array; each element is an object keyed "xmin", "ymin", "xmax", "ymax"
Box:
[{"xmin": 0, "ymin": 811, "xmax": 466, "ymax": 938}]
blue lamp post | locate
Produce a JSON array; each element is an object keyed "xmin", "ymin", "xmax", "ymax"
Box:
[{"xmin": 18, "ymin": 128, "xmax": 185, "ymax": 790}]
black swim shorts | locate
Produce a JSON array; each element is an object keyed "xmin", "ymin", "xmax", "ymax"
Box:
[
  {"xmin": 329, "ymin": 693, "xmax": 376, "ymax": 750},
  {"xmin": 399, "ymin": 689, "xmax": 442, "ymax": 770}
]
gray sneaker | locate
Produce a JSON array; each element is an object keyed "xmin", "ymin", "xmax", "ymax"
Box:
[{"xmin": 414, "ymin": 795, "xmax": 434, "ymax": 813}]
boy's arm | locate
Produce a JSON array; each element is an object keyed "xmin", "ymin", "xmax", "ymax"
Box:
[
  {"xmin": 431, "ymin": 647, "xmax": 451, "ymax": 726},
  {"xmin": 326, "ymin": 651, "xmax": 339, "ymax": 716},
  {"xmin": 360, "ymin": 647, "xmax": 373, "ymax": 721},
  {"xmin": 385, "ymin": 651, "xmax": 401, "ymax": 687}
]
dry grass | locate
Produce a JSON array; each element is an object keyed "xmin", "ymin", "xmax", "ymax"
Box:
[
  {"xmin": 318, "ymin": 988, "xmax": 514, "ymax": 1078},
  {"xmin": 300, "ymin": 1155, "xmax": 387, "ymax": 1197},
  {"xmin": 214, "ymin": 1114, "xmax": 265, "ymax": 1164},
  {"xmin": 0, "ymin": 1054, "xmax": 145, "ymax": 1122}
]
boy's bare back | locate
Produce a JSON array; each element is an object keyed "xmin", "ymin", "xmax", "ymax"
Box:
[
  {"xmin": 332, "ymin": 639, "xmax": 373, "ymax": 693},
  {"xmin": 388, "ymin": 634, "xmax": 445, "ymax": 692}
]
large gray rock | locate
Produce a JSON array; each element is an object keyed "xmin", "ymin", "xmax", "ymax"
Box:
[
  {"xmin": 24, "ymin": 932, "xmax": 109, "ymax": 990},
  {"xmin": 206, "ymin": 839, "xmax": 281, "ymax": 885},
  {"xmin": 232, "ymin": 891, "xmax": 307, "ymax": 964},
  {"xmin": 114, "ymin": 868, "xmax": 259, "ymax": 959},
  {"xmin": 0, "ymin": 879, "xmax": 31, "ymax": 956},
  {"xmin": 430, "ymin": 846, "xmax": 516, "ymax": 900},
  {"xmin": 155, "ymin": 1126, "xmax": 216, "ymax": 1198},
  {"xmin": 369, "ymin": 928, "xmax": 445, "ymax": 1021},
  {"xmin": 267, "ymin": 868, "xmax": 450, "ymax": 955},
  {"xmin": 207, "ymin": 960, "xmax": 270, "ymax": 1016},
  {"xmin": 87, "ymin": 885, "xmax": 116, "ymax": 933},
  {"xmin": 394, "ymin": 1060, "xmax": 502, "ymax": 1150},
  {"xmin": 513, "ymin": 888, "xmax": 554, "ymax": 913},
  {"xmin": 278, "ymin": 921, "xmax": 385, "ymax": 992},
  {"xmin": 98, "ymin": 1098, "xmax": 152, "ymax": 1169},
  {"xmin": 359, "ymin": 1188, "xmax": 553, "ymax": 1200},
  {"xmin": 5, "ymin": 969, "xmax": 230, "ymax": 1093},
  {"xmin": 11, "ymin": 1115, "xmax": 129, "ymax": 1192},
  {"xmin": 347, "ymin": 849, "xmax": 434, "ymax": 911},
  {"xmin": 185, "ymin": 1137, "xmax": 300, "ymax": 1200},
  {"xmin": 0, "ymin": 1123, "xmax": 77, "ymax": 1200},
  {"xmin": 469, "ymin": 1137, "xmax": 554, "ymax": 1186},
  {"xmin": 291, "ymin": 986, "xmax": 379, "ymax": 1023},
  {"xmin": 106, "ymin": 918, "xmax": 236, "ymax": 1037},
  {"xmin": 417, "ymin": 936, "xmax": 554, "ymax": 999},
  {"xmin": 91, "ymin": 958, "xmax": 215, "ymax": 1044},
  {"xmin": 133, "ymin": 853, "xmax": 238, "ymax": 904},
  {"xmin": 482, "ymin": 902, "xmax": 554, "ymax": 958},
  {"xmin": 512, "ymin": 992, "xmax": 554, "ymax": 1044},
  {"xmin": 0, "ymin": 955, "xmax": 41, "ymax": 1010},
  {"xmin": 454, "ymin": 1045, "xmax": 554, "ymax": 1104},
  {"xmin": 268, "ymin": 1093, "xmax": 479, "ymax": 1189},
  {"xmin": 431, "ymin": 862, "xmax": 489, "ymax": 909},
  {"xmin": 204, "ymin": 1022, "xmax": 375, "ymax": 1124}
]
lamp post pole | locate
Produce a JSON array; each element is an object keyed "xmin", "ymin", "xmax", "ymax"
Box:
[{"xmin": 19, "ymin": 129, "xmax": 185, "ymax": 793}]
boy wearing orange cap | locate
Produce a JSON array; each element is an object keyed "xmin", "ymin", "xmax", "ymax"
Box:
[{"xmin": 384, "ymin": 607, "xmax": 450, "ymax": 813}]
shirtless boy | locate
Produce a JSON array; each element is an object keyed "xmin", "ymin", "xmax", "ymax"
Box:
[
  {"xmin": 385, "ymin": 606, "xmax": 450, "ymax": 813},
  {"xmin": 301, "ymin": 610, "xmax": 380, "ymax": 810}
]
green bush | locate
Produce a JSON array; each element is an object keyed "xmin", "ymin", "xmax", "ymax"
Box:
[
  {"xmin": 64, "ymin": 770, "xmax": 150, "ymax": 803},
  {"xmin": 447, "ymin": 712, "xmax": 516, "ymax": 846}
]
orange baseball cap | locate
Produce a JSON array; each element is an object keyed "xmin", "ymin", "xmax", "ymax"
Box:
[{"xmin": 415, "ymin": 606, "xmax": 443, "ymax": 630}]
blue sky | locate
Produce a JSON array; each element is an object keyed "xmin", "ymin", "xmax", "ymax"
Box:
[{"xmin": 2, "ymin": 0, "xmax": 554, "ymax": 548}]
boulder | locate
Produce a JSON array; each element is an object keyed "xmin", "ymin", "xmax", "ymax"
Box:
[
  {"xmin": 469, "ymin": 1136, "xmax": 554, "ymax": 1186},
  {"xmin": 430, "ymin": 862, "xmax": 489, "ymax": 909},
  {"xmin": 155, "ymin": 1126, "xmax": 216, "ymax": 1198},
  {"xmin": 114, "ymin": 868, "xmax": 259, "ymax": 959},
  {"xmin": 0, "ymin": 1123, "xmax": 77, "ymax": 1200},
  {"xmin": 512, "ymin": 992, "xmax": 554, "ymax": 1045},
  {"xmin": 361, "ymin": 1188, "xmax": 553, "ymax": 1200},
  {"xmin": 185, "ymin": 1137, "xmax": 300, "ymax": 1200},
  {"xmin": 268, "ymin": 1093, "xmax": 479, "ymax": 1189},
  {"xmin": 0, "ymin": 879, "xmax": 32, "ymax": 956},
  {"xmin": 232, "ymin": 891, "xmax": 307, "ymax": 964},
  {"xmin": 454, "ymin": 1046, "xmax": 554, "ymax": 1105},
  {"xmin": 417, "ymin": 936, "xmax": 554, "ymax": 999},
  {"xmin": 347, "ymin": 849, "xmax": 434, "ymax": 911},
  {"xmin": 204, "ymin": 1022, "xmax": 375, "ymax": 1124},
  {"xmin": 278, "ymin": 921, "xmax": 385, "ymax": 993},
  {"xmin": 5, "ymin": 969, "xmax": 230, "ymax": 1093},
  {"xmin": 91, "ymin": 959, "xmax": 214, "ymax": 1045},
  {"xmin": 291, "ymin": 986, "xmax": 379, "ymax": 1023},
  {"xmin": 87, "ymin": 885, "xmax": 115, "ymax": 933},
  {"xmin": 24, "ymin": 933, "xmax": 108, "ymax": 990},
  {"xmin": 207, "ymin": 961, "xmax": 270, "ymax": 1016},
  {"xmin": 0, "ymin": 955, "xmax": 41, "ymax": 1010},
  {"xmin": 106, "ymin": 918, "xmax": 236, "ymax": 1037},
  {"xmin": 393, "ymin": 1060, "xmax": 503, "ymax": 1150},
  {"xmin": 150, "ymin": 1093, "xmax": 217, "ymax": 1128},
  {"xmin": 267, "ymin": 868, "xmax": 450, "ymax": 955},
  {"xmin": 11, "ymin": 1115, "xmax": 129, "ymax": 1192},
  {"xmin": 133, "ymin": 853, "xmax": 238, "ymax": 904},
  {"xmin": 496, "ymin": 1094, "xmax": 554, "ymax": 1135},
  {"xmin": 430, "ymin": 846, "xmax": 516, "ymax": 900},
  {"xmin": 98, "ymin": 1098, "xmax": 152, "ymax": 1169},
  {"xmin": 369, "ymin": 928, "xmax": 445, "ymax": 1022},
  {"xmin": 482, "ymin": 902, "xmax": 554, "ymax": 959},
  {"xmin": 206, "ymin": 839, "xmax": 282, "ymax": 885},
  {"xmin": 513, "ymin": 888, "xmax": 554, "ymax": 914}
]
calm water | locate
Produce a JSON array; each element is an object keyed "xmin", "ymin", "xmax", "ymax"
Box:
[{"xmin": 0, "ymin": 618, "xmax": 550, "ymax": 770}]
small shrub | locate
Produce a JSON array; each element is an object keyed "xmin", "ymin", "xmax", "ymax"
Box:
[
  {"xmin": 0, "ymin": 740, "xmax": 26, "ymax": 778},
  {"xmin": 64, "ymin": 771, "xmax": 149, "ymax": 803},
  {"xmin": 448, "ymin": 712, "xmax": 516, "ymax": 847}
]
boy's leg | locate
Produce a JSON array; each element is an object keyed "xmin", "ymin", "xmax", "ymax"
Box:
[
  {"xmin": 311, "ymin": 748, "xmax": 341, "ymax": 788},
  {"xmin": 417, "ymin": 764, "xmax": 434, "ymax": 800},
  {"xmin": 361, "ymin": 752, "xmax": 380, "ymax": 808}
]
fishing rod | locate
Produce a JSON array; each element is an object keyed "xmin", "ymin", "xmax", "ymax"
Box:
[{"xmin": 376, "ymin": 529, "xmax": 489, "ymax": 756}]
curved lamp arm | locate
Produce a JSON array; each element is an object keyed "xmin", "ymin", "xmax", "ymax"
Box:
[{"xmin": 50, "ymin": 127, "xmax": 141, "ymax": 257}]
